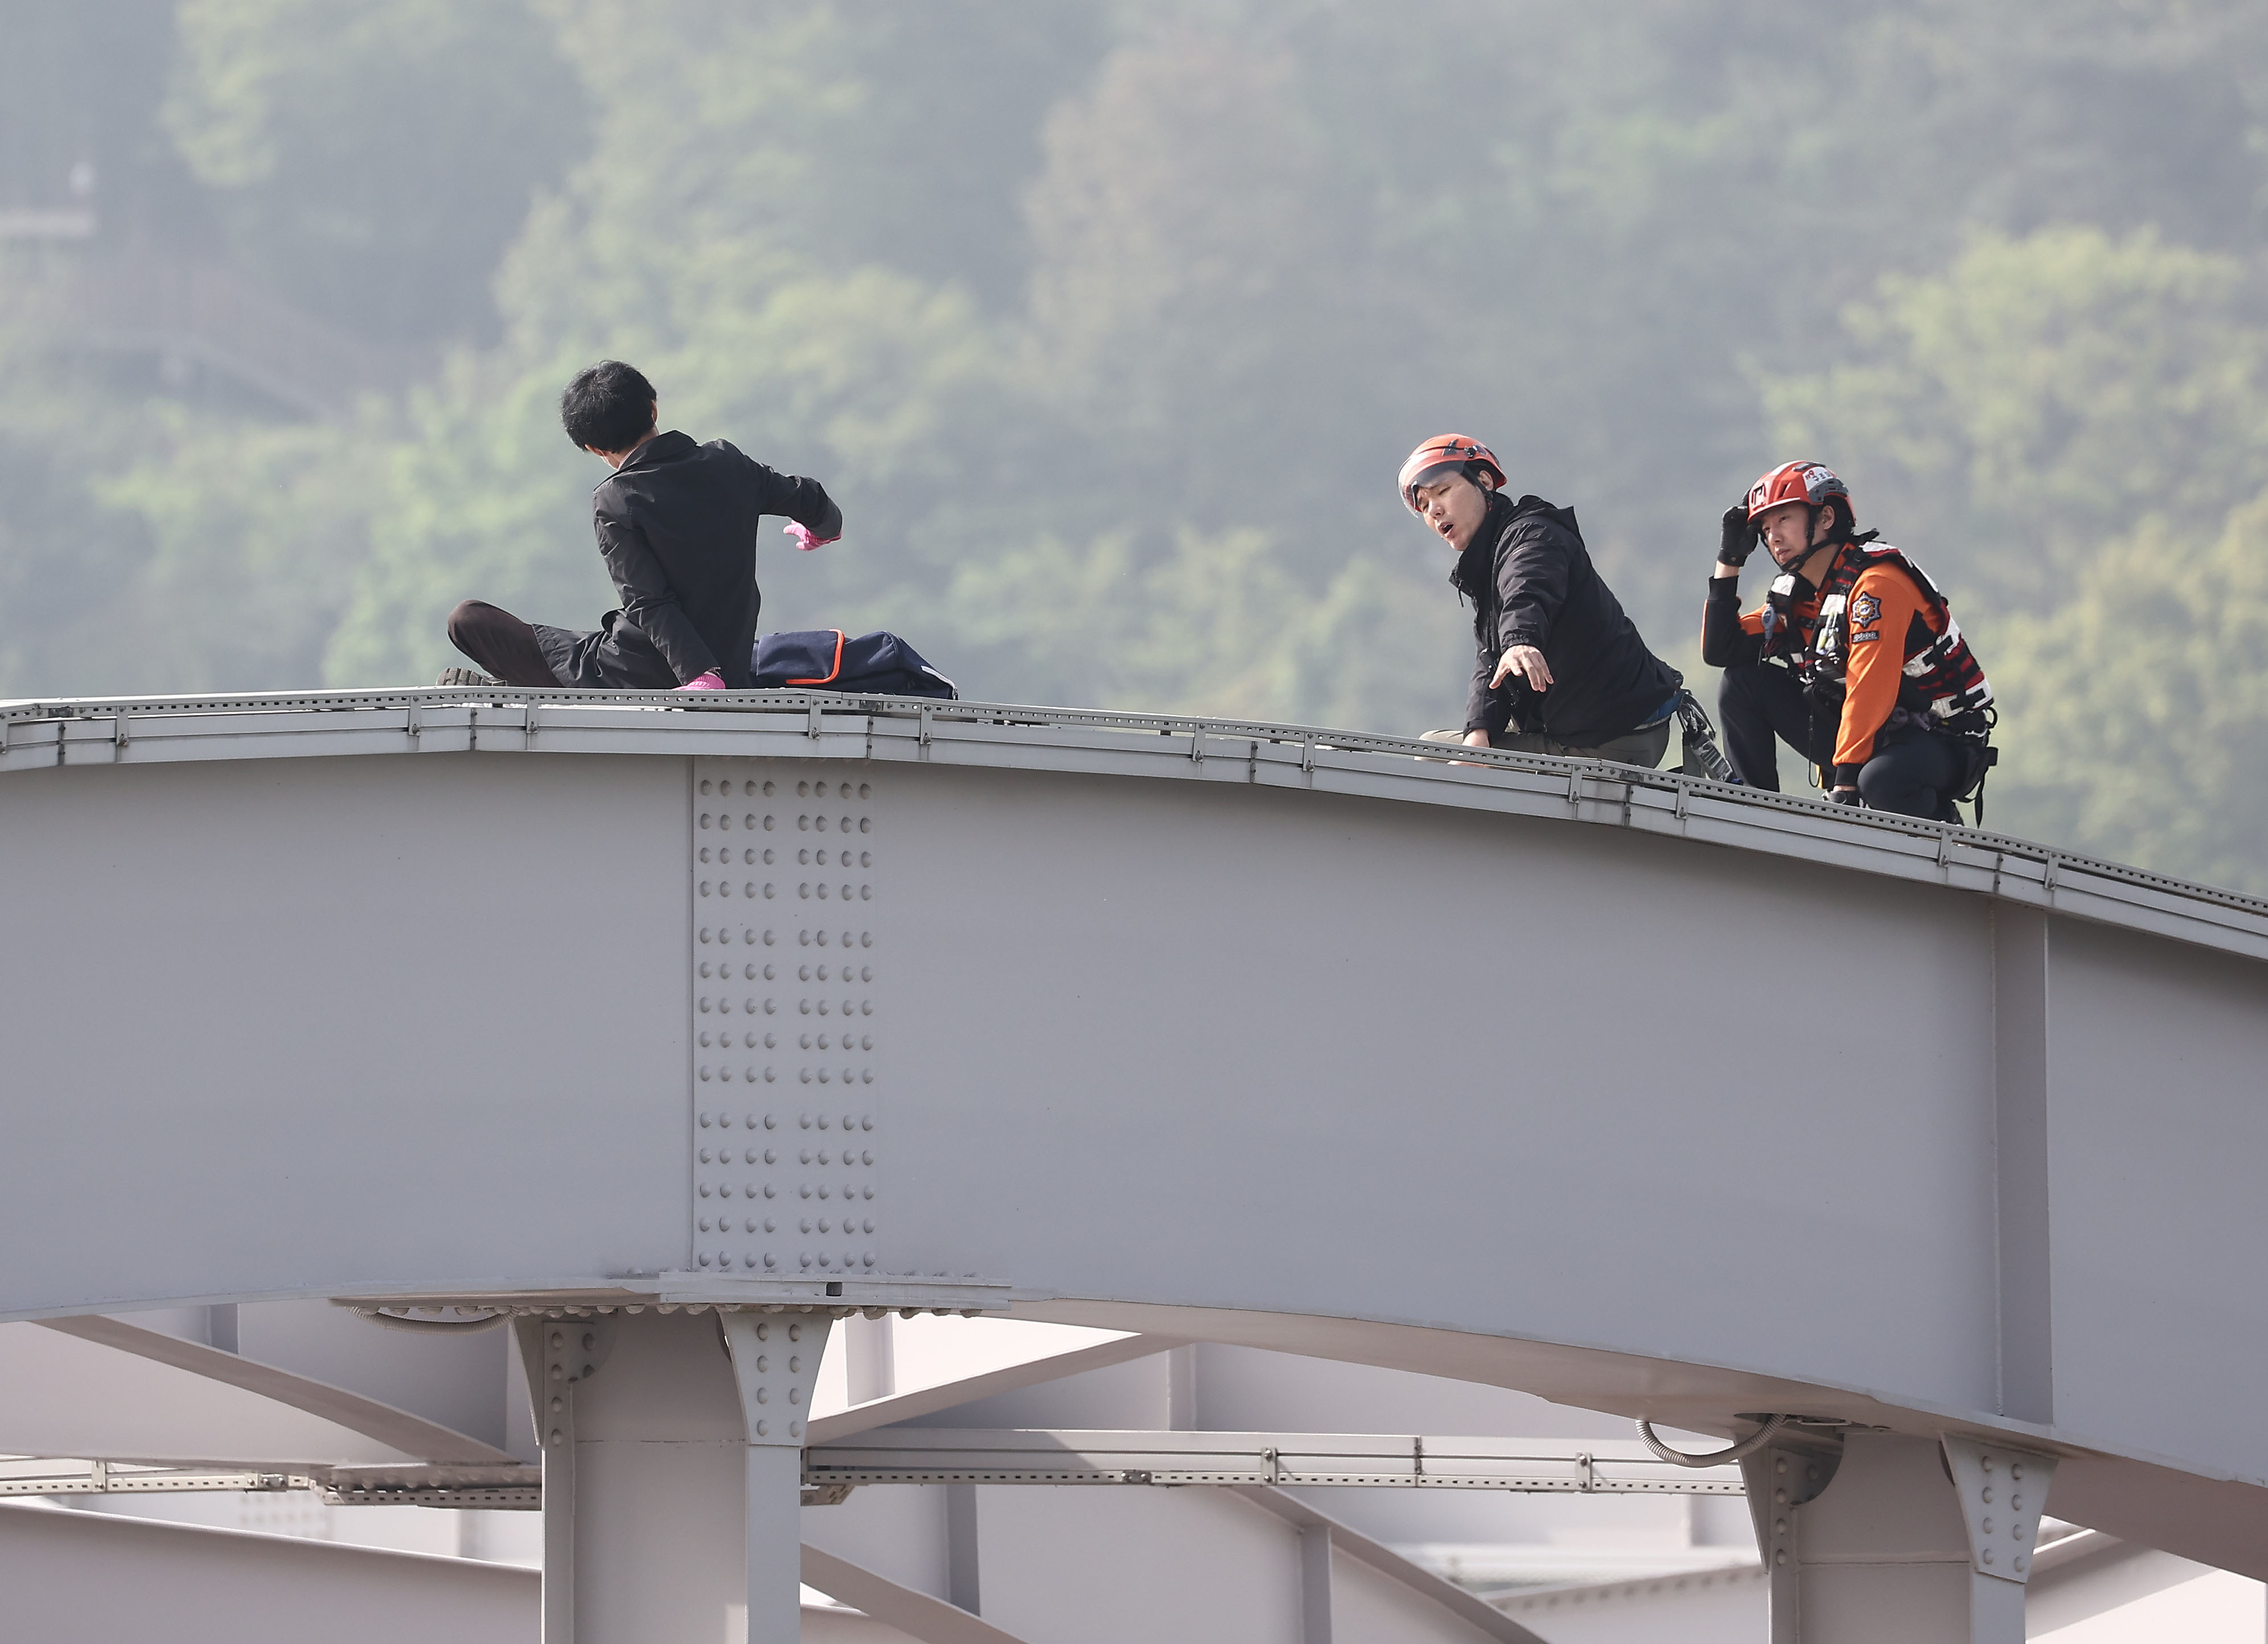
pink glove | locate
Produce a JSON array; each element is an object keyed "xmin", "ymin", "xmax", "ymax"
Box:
[
  {"xmin": 783, "ymin": 521, "xmax": 839, "ymax": 552},
  {"xmin": 676, "ymin": 670, "xmax": 728, "ymax": 692}
]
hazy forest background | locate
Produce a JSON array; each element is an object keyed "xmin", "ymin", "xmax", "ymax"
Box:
[{"xmin": 4, "ymin": 1, "xmax": 2267, "ymax": 892}]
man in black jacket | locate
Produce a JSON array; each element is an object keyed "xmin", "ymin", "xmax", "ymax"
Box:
[
  {"xmin": 1402, "ymin": 435, "xmax": 1683, "ymax": 766},
  {"xmin": 440, "ymin": 360, "xmax": 842, "ymax": 691}
]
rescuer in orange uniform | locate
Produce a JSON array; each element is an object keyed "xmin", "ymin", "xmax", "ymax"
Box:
[{"xmin": 1703, "ymin": 462, "xmax": 1995, "ymax": 820}]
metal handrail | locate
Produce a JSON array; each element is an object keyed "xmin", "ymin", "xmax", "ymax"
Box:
[{"xmin": 3, "ymin": 684, "xmax": 2262, "ymax": 922}]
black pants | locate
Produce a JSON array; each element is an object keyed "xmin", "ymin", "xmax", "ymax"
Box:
[
  {"xmin": 447, "ymin": 601, "xmax": 561, "ymax": 688},
  {"xmin": 1718, "ymin": 663, "xmax": 1969, "ymax": 821}
]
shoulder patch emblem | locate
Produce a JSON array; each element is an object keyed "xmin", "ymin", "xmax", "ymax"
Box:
[{"xmin": 1851, "ymin": 590, "xmax": 1881, "ymax": 625}]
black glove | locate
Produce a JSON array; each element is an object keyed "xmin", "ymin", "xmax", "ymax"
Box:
[
  {"xmin": 1828, "ymin": 787, "xmax": 1863, "ymax": 808},
  {"xmin": 1717, "ymin": 503, "xmax": 1758, "ymax": 568}
]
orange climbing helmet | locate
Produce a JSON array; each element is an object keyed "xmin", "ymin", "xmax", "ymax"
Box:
[
  {"xmin": 1746, "ymin": 461, "xmax": 1851, "ymax": 521},
  {"xmin": 1399, "ymin": 434, "xmax": 1508, "ymax": 511}
]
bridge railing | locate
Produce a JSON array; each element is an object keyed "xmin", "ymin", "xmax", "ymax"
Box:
[{"xmin": 4, "ymin": 687, "xmax": 2265, "ymax": 960}]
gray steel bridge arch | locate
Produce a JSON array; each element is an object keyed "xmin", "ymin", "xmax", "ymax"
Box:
[{"xmin": 2, "ymin": 688, "xmax": 2263, "ymax": 1642}]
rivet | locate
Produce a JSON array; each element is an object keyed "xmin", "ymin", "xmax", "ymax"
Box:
[
  {"xmin": 2011, "ymin": 1494, "xmax": 2023, "ymax": 1512},
  {"xmin": 791, "ymin": 1420, "xmax": 803, "ymax": 1437},
  {"xmin": 755, "ymin": 1387, "xmax": 769, "ymax": 1403},
  {"xmin": 700, "ymin": 1112, "xmax": 713, "ymax": 1127},
  {"xmin": 1774, "ymin": 1551, "xmax": 1786, "ymax": 1566},
  {"xmin": 1982, "ymin": 1549, "xmax": 1994, "ymax": 1565},
  {"xmin": 2014, "ymin": 1555, "xmax": 2027, "ymax": 1573},
  {"xmin": 755, "ymin": 1419, "xmax": 769, "ymax": 1437},
  {"xmin": 550, "ymin": 1428, "xmax": 564, "ymax": 1445},
  {"xmin": 1982, "ymin": 1516, "xmax": 1994, "ymax": 1534},
  {"xmin": 765, "ymin": 1114, "xmax": 778, "ymax": 1129},
  {"xmin": 699, "ymin": 1252, "xmax": 712, "ymax": 1266},
  {"xmin": 788, "ymin": 1326, "xmax": 801, "ymax": 1342},
  {"xmin": 2010, "ymin": 1462, "xmax": 2023, "ymax": 1480},
  {"xmin": 789, "ymin": 1387, "xmax": 803, "ymax": 1404},
  {"xmin": 862, "ymin": 1116, "xmax": 874, "ymax": 1131}
]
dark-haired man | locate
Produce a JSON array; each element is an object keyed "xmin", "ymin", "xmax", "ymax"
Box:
[
  {"xmin": 1402, "ymin": 434, "xmax": 1684, "ymax": 767},
  {"xmin": 441, "ymin": 360, "xmax": 842, "ymax": 691}
]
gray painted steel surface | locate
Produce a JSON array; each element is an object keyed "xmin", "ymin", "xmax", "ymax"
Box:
[{"xmin": 3, "ymin": 690, "xmax": 2264, "ymax": 1585}]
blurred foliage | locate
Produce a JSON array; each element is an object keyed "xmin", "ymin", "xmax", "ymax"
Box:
[
  {"xmin": 164, "ymin": 0, "xmax": 589, "ymax": 344},
  {"xmin": 1990, "ymin": 498, "xmax": 2268, "ymax": 895},
  {"xmin": 1769, "ymin": 225, "xmax": 2268, "ymax": 886},
  {"xmin": 3, "ymin": 0, "xmax": 2268, "ymax": 889}
]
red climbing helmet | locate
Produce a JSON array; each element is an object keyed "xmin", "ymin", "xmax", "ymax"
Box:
[
  {"xmin": 1399, "ymin": 435, "xmax": 1508, "ymax": 511},
  {"xmin": 1746, "ymin": 461, "xmax": 1850, "ymax": 521}
]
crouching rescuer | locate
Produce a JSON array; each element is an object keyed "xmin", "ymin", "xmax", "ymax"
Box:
[
  {"xmin": 1705, "ymin": 461, "xmax": 1996, "ymax": 821},
  {"xmin": 1402, "ymin": 435, "xmax": 1690, "ymax": 770}
]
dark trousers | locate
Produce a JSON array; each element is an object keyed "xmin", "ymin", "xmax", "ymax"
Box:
[
  {"xmin": 447, "ymin": 601, "xmax": 561, "ymax": 688},
  {"xmin": 1717, "ymin": 663, "xmax": 1968, "ymax": 821}
]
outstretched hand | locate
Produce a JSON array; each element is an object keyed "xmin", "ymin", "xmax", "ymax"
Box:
[
  {"xmin": 784, "ymin": 521, "xmax": 840, "ymax": 552},
  {"xmin": 1491, "ymin": 644, "xmax": 1552, "ymax": 692}
]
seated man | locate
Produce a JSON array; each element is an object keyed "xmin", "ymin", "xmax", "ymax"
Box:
[
  {"xmin": 1402, "ymin": 434, "xmax": 1684, "ymax": 767},
  {"xmin": 441, "ymin": 360, "xmax": 841, "ymax": 692},
  {"xmin": 1703, "ymin": 461, "xmax": 1994, "ymax": 820}
]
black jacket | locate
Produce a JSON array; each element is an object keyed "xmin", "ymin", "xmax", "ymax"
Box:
[
  {"xmin": 553, "ymin": 431, "xmax": 841, "ymax": 690},
  {"xmin": 1458, "ymin": 492, "xmax": 1681, "ymax": 745}
]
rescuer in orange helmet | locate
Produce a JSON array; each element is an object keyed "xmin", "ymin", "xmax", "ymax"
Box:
[
  {"xmin": 1401, "ymin": 435, "xmax": 1687, "ymax": 768},
  {"xmin": 1703, "ymin": 461, "xmax": 1996, "ymax": 820}
]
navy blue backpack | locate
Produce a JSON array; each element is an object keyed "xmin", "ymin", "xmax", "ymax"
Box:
[{"xmin": 749, "ymin": 630, "xmax": 958, "ymax": 700}]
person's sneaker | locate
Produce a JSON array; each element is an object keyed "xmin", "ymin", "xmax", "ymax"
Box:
[{"xmin": 434, "ymin": 667, "xmax": 504, "ymax": 687}]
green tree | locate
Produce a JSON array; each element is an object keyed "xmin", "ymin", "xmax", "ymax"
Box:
[
  {"xmin": 1988, "ymin": 498, "xmax": 2268, "ymax": 894},
  {"xmin": 1762, "ymin": 226, "xmax": 2268, "ymax": 605},
  {"xmin": 164, "ymin": 0, "xmax": 588, "ymax": 346},
  {"xmin": 1761, "ymin": 224, "xmax": 2268, "ymax": 884}
]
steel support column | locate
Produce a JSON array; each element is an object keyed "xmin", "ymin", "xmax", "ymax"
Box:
[
  {"xmin": 1745, "ymin": 1432, "xmax": 2053, "ymax": 1643},
  {"xmin": 520, "ymin": 1308, "xmax": 829, "ymax": 1644},
  {"xmin": 725, "ymin": 1312, "xmax": 833, "ymax": 1644}
]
